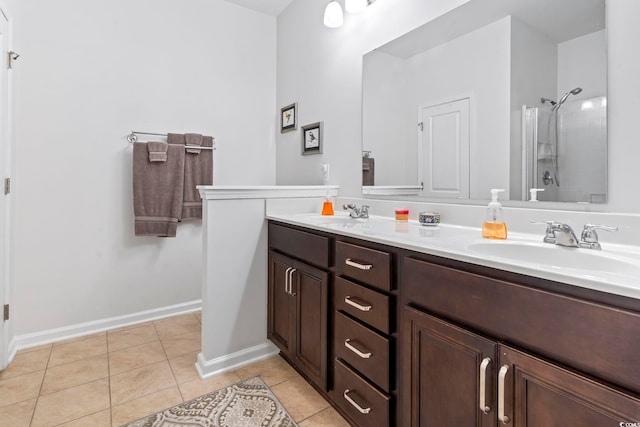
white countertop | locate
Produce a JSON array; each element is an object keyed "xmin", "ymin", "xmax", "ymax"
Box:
[{"xmin": 267, "ymin": 211, "xmax": 640, "ymax": 301}]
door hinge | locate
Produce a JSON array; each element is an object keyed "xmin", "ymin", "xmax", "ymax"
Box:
[
  {"xmin": 4, "ymin": 177, "xmax": 10, "ymax": 195},
  {"xmin": 418, "ymin": 122, "xmax": 424, "ymax": 131},
  {"xmin": 3, "ymin": 304, "xmax": 8, "ymax": 321},
  {"xmin": 7, "ymin": 51, "xmax": 19, "ymax": 69}
]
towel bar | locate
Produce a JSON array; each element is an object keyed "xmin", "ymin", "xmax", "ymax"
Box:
[{"xmin": 127, "ymin": 131, "xmax": 216, "ymax": 150}]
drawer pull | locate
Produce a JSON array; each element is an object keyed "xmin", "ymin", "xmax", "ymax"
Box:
[
  {"xmin": 343, "ymin": 389, "xmax": 371, "ymax": 414},
  {"xmin": 284, "ymin": 267, "xmax": 292, "ymax": 295},
  {"xmin": 344, "ymin": 296, "xmax": 372, "ymax": 312},
  {"xmin": 344, "ymin": 339, "xmax": 372, "ymax": 359},
  {"xmin": 345, "ymin": 258, "xmax": 373, "ymax": 270},
  {"xmin": 479, "ymin": 357, "xmax": 492, "ymax": 414},
  {"xmin": 498, "ymin": 365, "xmax": 510, "ymax": 424}
]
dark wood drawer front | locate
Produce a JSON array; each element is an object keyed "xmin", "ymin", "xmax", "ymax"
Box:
[
  {"xmin": 403, "ymin": 257, "xmax": 640, "ymax": 394},
  {"xmin": 335, "ymin": 312, "xmax": 390, "ymax": 392},
  {"xmin": 269, "ymin": 222, "xmax": 329, "ymax": 268},
  {"xmin": 336, "ymin": 241, "xmax": 391, "ymax": 291},
  {"xmin": 333, "ymin": 359, "xmax": 390, "ymax": 427},
  {"xmin": 335, "ymin": 277, "xmax": 390, "ymax": 334}
]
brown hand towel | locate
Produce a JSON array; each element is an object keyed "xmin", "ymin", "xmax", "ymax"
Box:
[
  {"xmin": 133, "ymin": 142, "xmax": 185, "ymax": 237},
  {"xmin": 182, "ymin": 135, "xmax": 213, "ymax": 219},
  {"xmin": 185, "ymin": 133, "xmax": 203, "ymax": 154},
  {"xmin": 147, "ymin": 141, "xmax": 168, "ymax": 162},
  {"xmin": 167, "ymin": 133, "xmax": 214, "ymax": 220}
]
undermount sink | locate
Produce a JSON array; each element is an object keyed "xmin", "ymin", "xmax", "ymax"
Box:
[
  {"xmin": 290, "ymin": 213, "xmax": 368, "ymax": 227},
  {"xmin": 467, "ymin": 240, "xmax": 640, "ymax": 277}
]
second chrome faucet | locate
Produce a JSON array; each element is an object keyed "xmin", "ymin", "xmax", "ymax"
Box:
[{"xmin": 533, "ymin": 221, "xmax": 618, "ymax": 250}]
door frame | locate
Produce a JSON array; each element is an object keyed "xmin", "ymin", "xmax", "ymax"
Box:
[{"xmin": 0, "ymin": 1, "xmax": 14, "ymax": 371}]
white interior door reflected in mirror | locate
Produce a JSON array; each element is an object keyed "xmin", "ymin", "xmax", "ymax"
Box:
[{"xmin": 419, "ymin": 97, "xmax": 470, "ymax": 199}]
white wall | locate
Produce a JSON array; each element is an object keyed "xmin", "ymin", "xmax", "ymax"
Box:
[
  {"xmin": 275, "ymin": 0, "xmax": 470, "ymax": 195},
  {"xmin": 11, "ymin": 0, "xmax": 276, "ymax": 336},
  {"xmin": 406, "ymin": 17, "xmax": 511, "ymax": 199},
  {"xmin": 276, "ymin": 0, "xmax": 640, "ymax": 213},
  {"xmin": 557, "ymin": 30, "xmax": 607, "ymax": 101}
]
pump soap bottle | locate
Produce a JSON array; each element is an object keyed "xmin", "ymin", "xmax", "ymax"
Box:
[
  {"xmin": 482, "ymin": 189, "xmax": 507, "ymax": 239},
  {"xmin": 321, "ymin": 164, "xmax": 334, "ymax": 216}
]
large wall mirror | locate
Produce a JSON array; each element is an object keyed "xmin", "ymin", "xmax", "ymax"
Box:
[{"xmin": 362, "ymin": 0, "xmax": 606, "ymax": 203}]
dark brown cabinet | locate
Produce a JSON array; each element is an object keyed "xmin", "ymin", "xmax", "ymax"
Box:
[
  {"xmin": 401, "ymin": 307, "xmax": 497, "ymax": 426},
  {"xmin": 499, "ymin": 345, "xmax": 640, "ymax": 426},
  {"xmin": 268, "ymin": 250, "xmax": 329, "ymax": 391},
  {"xmin": 401, "ymin": 255, "xmax": 640, "ymax": 426}
]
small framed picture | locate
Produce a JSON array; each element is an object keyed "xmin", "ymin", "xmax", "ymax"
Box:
[
  {"xmin": 280, "ymin": 102, "xmax": 297, "ymax": 133},
  {"xmin": 301, "ymin": 122, "xmax": 323, "ymax": 155}
]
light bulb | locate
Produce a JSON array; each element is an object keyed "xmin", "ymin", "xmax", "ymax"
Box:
[
  {"xmin": 345, "ymin": 0, "xmax": 367, "ymax": 13},
  {"xmin": 323, "ymin": 1, "xmax": 344, "ymax": 28}
]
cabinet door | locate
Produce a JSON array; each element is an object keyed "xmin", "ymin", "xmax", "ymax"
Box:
[
  {"xmin": 499, "ymin": 345, "xmax": 640, "ymax": 427},
  {"xmin": 293, "ymin": 260, "xmax": 329, "ymax": 391},
  {"xmin": 267, "ymin": 251, "xmax": 295, "ymax": 360},
  {"xmin": 402, "ymin": 306, "xmax": 497, "ymax": 427}
]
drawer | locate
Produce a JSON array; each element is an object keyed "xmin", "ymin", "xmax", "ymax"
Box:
[
  {"xmin": 333, "ymin": 359, "xmax": 390, "ymax": 427},
  {"xmin": 335, "ymin": 311, "xmax": 390, "ymax": 392},
  {"xmin": 335, "ymin": 277, "xmax": 390, "ymax": 334},
  {"xmin": 268, "ymin": 222, "xmax": 329, "ymax": 268},
  {"xmin": 403, "ymin": 257, "xmax": 640, "ymax": 395},
  {"xmin": 335, "ymin": 241, "xmax": 391, "ymax": 291}
]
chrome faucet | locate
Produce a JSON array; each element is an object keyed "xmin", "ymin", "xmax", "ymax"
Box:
[
  {"xmin": 579, "ymin": 224, "xmax": 618, "ymax": 250},
  {"xmin": 532, "ymin": 221, "xmax": 618, "ymax": 250},
  {"xmin": 343, "ymin": 204, "xmax": 370, "ymax": 219}
]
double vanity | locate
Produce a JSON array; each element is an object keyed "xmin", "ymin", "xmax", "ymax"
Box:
[{"xmin": 266, "ymin": 206, "xmax": 640, "ymax": 426}]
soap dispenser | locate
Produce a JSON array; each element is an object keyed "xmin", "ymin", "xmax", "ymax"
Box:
[
  {"xmin": 482, "ymin": 189, "xmax": 507, "ymax": 239},
  {"xmin": 321, "ymin": 164, "xmax": 334, "ymax": 216}
]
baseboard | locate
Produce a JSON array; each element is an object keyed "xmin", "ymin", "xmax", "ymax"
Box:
[
  {"xmin": 13, "ymin": 300, "xmax": 202, "ymax": 351},
  {"xmin": 195, "ymin": 341, "xmax": 280, "ymax": 379}
]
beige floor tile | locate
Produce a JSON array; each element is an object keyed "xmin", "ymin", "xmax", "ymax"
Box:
[
  {"xmin": 31, "ymin": 378, "xmax": 110, "ymax": 427},
  {"xmin": 110, "ymin": 360, "xmax": 176, "ymax": 405},
  {"xmin": 58, "ymin": 409, "xmax": 111, "ymax": 427},
  {"xmin": 0, "ymin": 347, "xmax": 51, "ymax": 380},
  {"xmin": 168, "ymin": 351, "xmax": 200, "ymax": 384},
  {"xmin": 107, "ymin": 323, "xmax": 158, "ymax": 352},
  {"xmin": 159, "ymin": 330, "xmax": 200, "ymax": 358},
  {"xmin": 154, "ymin": 313, "xmax": 200, "ymax": 339},
  {"xmin": 193, "ymin": 311, "xmax": 202, "ymax": 323},
  {"xmin": 48, "ymin": 334, "xmax": 107, "ymax": 367},
  {"xmin": 0, "ymin": 398, "xmax": 36, "ymax": 427},
  {"xmin": 271, "ymin": 376, "xmax": 330, "ymax": 422},
  {"xmin": 299, "ymin": 406, "xmax": 351, "ymax": 426},
  {"xmin": 109, "ymin": 340, "xmax": 166, "ymax": 376},
  {"xmin": 40, "ymin": 354, "xmax": 109, "ymax": 395},
  {"xmin": 178, "ymin": 371, "xmax": 242, "ymax": 401},
  {"xmin": 0, "ymin": 370, "xmax": 45, "ymax": 408},
  {"xmin": 235, "ymin": 355, "xmax": 300, "ymax": 387},
  {"xmin": 16, "ymin": 343, "xmax": 53, "ymax": 354},
  {"xmin": 111, "ymin": 387, "xmax": 182, "ymax": 426}
]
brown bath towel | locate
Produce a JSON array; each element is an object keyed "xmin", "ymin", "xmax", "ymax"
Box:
[
  {"xmin": 167, "ymin": 133, "xmax": 214, "ymax": 220},
  {"xmin": 133, "ymin": 142, "xmax": 185, "ymax": 237},
  {"xmin": 147, "ymin": 141, "xmax": 168, "ymax": 162}
]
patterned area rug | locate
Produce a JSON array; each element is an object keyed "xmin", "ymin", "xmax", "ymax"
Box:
[{"xmin": 122, "ymin": 376, "xmax": 299, "ymax": 427}]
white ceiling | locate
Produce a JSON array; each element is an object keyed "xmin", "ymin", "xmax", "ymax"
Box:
[{"xmin": 223, "ymin": 0, "xmax": 295, "ymax": 16}]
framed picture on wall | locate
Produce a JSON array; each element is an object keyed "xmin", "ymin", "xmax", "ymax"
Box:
[
  {"xmin": 301, "ymin": 122, "xmax": 323, "ymax": 155},
  {"xmin": 280, "ymin": 102, "xmax": 297, "ymax": 133}
]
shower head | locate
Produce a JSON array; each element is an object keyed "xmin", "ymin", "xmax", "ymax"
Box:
[{"xmin": 554, "ymin": 87, "xmax": 583, "ymax": 110}]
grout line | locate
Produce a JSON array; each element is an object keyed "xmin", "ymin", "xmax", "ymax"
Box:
[
  {"xmin": 28, "ymin": 343, "xmax": 53, "ymax": 426},
  {"xmin": 105, "ymin": 327, "xmax": 113, "ymax": 427}
]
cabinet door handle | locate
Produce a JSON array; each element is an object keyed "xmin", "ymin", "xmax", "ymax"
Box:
[
  {"xmin": 479, "ymin": 357, "xmax": 492, "ymax": 414},
  {"xmin": 344, "ymin": 296, "xmax": 372, "ymax": 312},
  {"xmin": 498, "ymin": 365, "xmax": 510, "ymax": 424},
  {"xmin": 288, "ymin": 268, "xmax": 297, "ymax": 296},
  {"xmin": 345, "ymin": 258, "xmax": 373, "ymax": 270},
  {"xmin": 343, "ymin": 389, "xmax": 371, "ymax": 414},
  {"xmin": 344, "ymin": 339, "xmax": 372, "ymax": 359},
  {"xmin": 284, "ymin": 267, "xmax": 292, "ymax": 295}
]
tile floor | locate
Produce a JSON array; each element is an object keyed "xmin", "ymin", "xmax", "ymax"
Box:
[{"xmin": 0, "ymin": 312, "xmax": 350, "ymax": 426}]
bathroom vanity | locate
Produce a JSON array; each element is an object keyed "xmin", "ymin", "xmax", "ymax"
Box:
[{"xmin": 266, "ymin": 213, "xmax": 640, "ymax": 426}]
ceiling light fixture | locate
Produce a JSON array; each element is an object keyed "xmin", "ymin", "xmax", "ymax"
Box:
[
  {"xmin": 324, "ymin": 0, "xmax": 376, "ymax": 28},
  {"xmin": 323, "ymin": 1, "xmax": 344, "ymax": 28}
]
